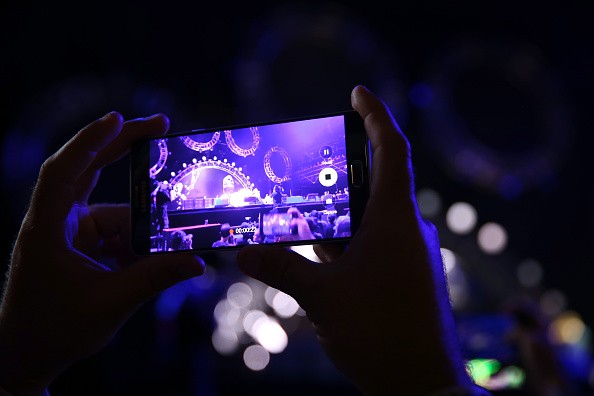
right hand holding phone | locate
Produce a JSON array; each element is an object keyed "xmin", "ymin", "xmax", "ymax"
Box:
[{"xmin": 237, "ymin": 85, "xmax": 476, "ymax": 395}]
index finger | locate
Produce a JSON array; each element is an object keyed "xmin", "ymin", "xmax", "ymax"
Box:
[
  {"xmin": 350, "ymin": 85, "xmax": 417, "ymax": 212},
  {"xmin": 29, "ymin": 112, "xmax": 124, "ymax": 223},
  {"xmin": 351, "ymin": 85, "xmax": 407, "ymax": 154},
  {"xmin": 75, "ymin": 114, "xmax": 170, "ymax": 203},
  {"xmin": 92, "ymin": 113, "xmax": 170, "ymax": 169}
]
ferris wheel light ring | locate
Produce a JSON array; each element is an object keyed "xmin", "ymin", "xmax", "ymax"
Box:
[
  {"xmin": 180, "ymin": 131, "xmax": 221, "ymax": 152},
  {"xmin": 263, "ymin": 146, "xmax": 292, "ymax": 183},
  {"xmin": 149, "ymin": 139, "xmax": 168, "ymax": 178},
  {"xmin": 169, "ymin": 158, "xmax": 253, "ymax": 192},
  {"xmin": 225, "ymin": 127, "xmax": 260, "ymax": 157}
]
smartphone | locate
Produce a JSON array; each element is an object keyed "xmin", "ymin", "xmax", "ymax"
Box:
[{"xmin": 130, "ymin": 110, "xmax": 370, "ymax": 254}]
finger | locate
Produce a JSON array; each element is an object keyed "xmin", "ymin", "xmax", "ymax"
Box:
[
  {"xmin": 108, "ymin": 253, "xmax": 206, "ymax": 308},
  {"xmin": 88, "ymin": 204, "xmax": 130, "ymax": 238},
  {"xmin": 72, "ymin": 204, "xmax": 130, "ymax": 258},
  {"xmin": 237, "ymin": 245, "xmax": 320, "ymax": 306},
  {"xmin": 93, "ymin": 113, "xmax": 170, "ymax": 169},
  {"xmin": 351, "ymin": 85, "xmax": 418, "ymax": 215},
  {"xmin": 30, "ymin": 112, "xmax": 124, "ymax": 223},
  {"xmin": 351, "ymin": 84, "xmax": 413, "ymax": 193},
  {"xmin": 88, "ymin": 204, "xmax": 135, "ymax": 263},
  {"xmin": 76, "ymin": 114, "xmax": 170, "ymax": 203},
  {"xmin": 350, "ymin": 85, "xmax": 410, "ymax": 157},
  {"xmin": 313, "ymin": 243, "xmax": 346, "ymax": 263}
]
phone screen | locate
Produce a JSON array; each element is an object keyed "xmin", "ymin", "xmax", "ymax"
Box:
[{"xmin": 131, "ymin": 111, "xmax": 369, "ymax": 254}]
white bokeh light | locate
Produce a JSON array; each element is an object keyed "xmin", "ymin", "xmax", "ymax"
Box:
[
  {"xmin": 264, "ymin": 286, "xmax": 278, "ymax": 308},
  {"xmin": 212, "ymin": 327, "xmax": 239, "ymax": 355},
  {"xmin": 213, "ymin": 299, "xmax": 232, "ymax": 325},
  {"xmin": 477, "ymin": 222, "xmax": 508, "ymax": 254},
  {"xmin": 243, "ymin": 309, "xmax": 267, "ymax": 335},
  {"xmin": 227, "ymin": 282, "xmax": 253, "ymax": 308},
  {"xmin": 243, "ymin": 344, "xmax": 270, "ymax": 371},
  {"xmin": 272, "ymin": 291, "xmax": 300, "ymax": 318},
  {"xmin": 440, "ymin": 248, "xmax": 457, "ymax": 273},
  {"xmin": 290, "ymin": 244, "xmax": 322, "ymax": 262},
  {"xmin": 252, "ymin": 316, "xmax": 288, "ymax": 353},
  {"xmin": 446, "ymin": 202, "xmax": 477, "ymax": 235},
  {"xmin": 416, "ymin": 188, "xmax": 442, "ymax": 218}
]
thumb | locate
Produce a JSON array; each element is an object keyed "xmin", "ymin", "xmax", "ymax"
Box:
[
  {"xmin": 110, "ymin": 254, "xmax": 206, "ymax": 308},
  {"xmin": 237, "ymin": 245, "xmax": 320, "ymax": 305}
]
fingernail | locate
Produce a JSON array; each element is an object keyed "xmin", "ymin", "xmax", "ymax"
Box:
[
  {"xmin": 357, "ymin": 84, "xmax": 369, "ymax": 93},
  {"xmin": 101, "ymin": 111, "xmax": 117, "ymax": 120},
  {"xmin": 145, "ymin": 113, "xmax": 163, "ymax": 120},
  {"xmin": 127, "ymin": 113, "xmax": 162, "ymax": 122}
]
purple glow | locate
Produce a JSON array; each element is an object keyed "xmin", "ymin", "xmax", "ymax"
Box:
[
  {"xmin": 409, "ymin": 82, "xmax": 434, "ymax": 109},
  {"xmin": 146, "ymin": 114, "xmax": 351, "ymax": 251}
]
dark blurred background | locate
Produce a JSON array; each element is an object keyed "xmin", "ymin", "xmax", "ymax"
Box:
[{"xmin": 1, "ymin": 1, "xmax": 593, "ymax": 395}]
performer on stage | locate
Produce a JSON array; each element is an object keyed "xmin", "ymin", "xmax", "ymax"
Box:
[
  {"xmin": 219, "ymin": 175, "xmax": 256, "ymax": 207},
  {"xmin": 271, "ymin": 184, "xmax": 284, "ymax": 205},
  {"xmin": 152, "ymin": 181, "xmax": 172, "ymax": 250},
  {"xmin": 222, "ymin": 175, "xmax": 235, "ymax": 196}
]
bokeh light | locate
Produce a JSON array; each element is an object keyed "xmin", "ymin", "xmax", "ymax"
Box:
[
  {"xmin": 243, "ymin": 310, "xmax": 267, "ymax": 335},
  {"xmin": 467, "ymin": 359, "xmax": 500, "ymax": 385},
  {"xmin": 446, "ymin": 202, "xmax": 477, "ymax": 235},
  {"xmin": 243, "ymin": 344, "xmax": 270, "ymax": 371},
  {"xmin": 539, "ymin": 289, "xmax": 568, "ymax": 318},
  {"xmin": 212, "ymin": 327, "xmax": 239, "ymax": 355},
  {"xmin": 549, "ymin": 311, "xmax": 586, "ymax": 345},
  {"xmin": 272, "ymin": 291, "xmax": 301, "ymax": 318},
  {"xmin": 440, "ymin": 248, "xmax": 457, "ymax": 273},
  {"xmin": 227, "ymin": 282, "xmax": 254, "ymax": 308},
  {"xmin": 444, "ymin": 255, "xmax": 470, "ymax": 310},
  {"xmin": 291, "ymin": 244, "xmax": 322, "ymax": 263},
  {"xmin": 477, "ymin": 222, "xmax": 507, "ymax": 254},
  {"xmin": 417, "ymin": 188, "xmax": 442, "ymax": 218},
  {"xmin": 466, "ymin": 359, "xmax": 525, "ymax": 390},
  {"xmin": 251, "ymin": 316, "xmax": 288, "ymax": 354},
  {"xmin": 214, "ymin": 299, "xmax": 243, "ymax": 332},
  {"xmin": 516, "ymin": 258, "xmax": 543, "ymax": 288}
]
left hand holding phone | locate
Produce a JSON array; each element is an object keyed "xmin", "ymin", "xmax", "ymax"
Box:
[{"xmin": 0, "ymin": 112, "xmax": 205, "ymax": 396}]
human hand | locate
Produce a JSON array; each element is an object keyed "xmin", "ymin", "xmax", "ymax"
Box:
[
  {"xmin": 0, "ymin": 113, "xmax": 205, "ymax": 396},
  {"xmin": 238, "ymin": 85, "xmax": 475, "ymax": 395}
]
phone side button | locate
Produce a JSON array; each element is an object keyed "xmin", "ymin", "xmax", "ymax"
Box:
[{"xmin": 350, "ymin": 161, "xmax": 364, "ymax": 188}]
